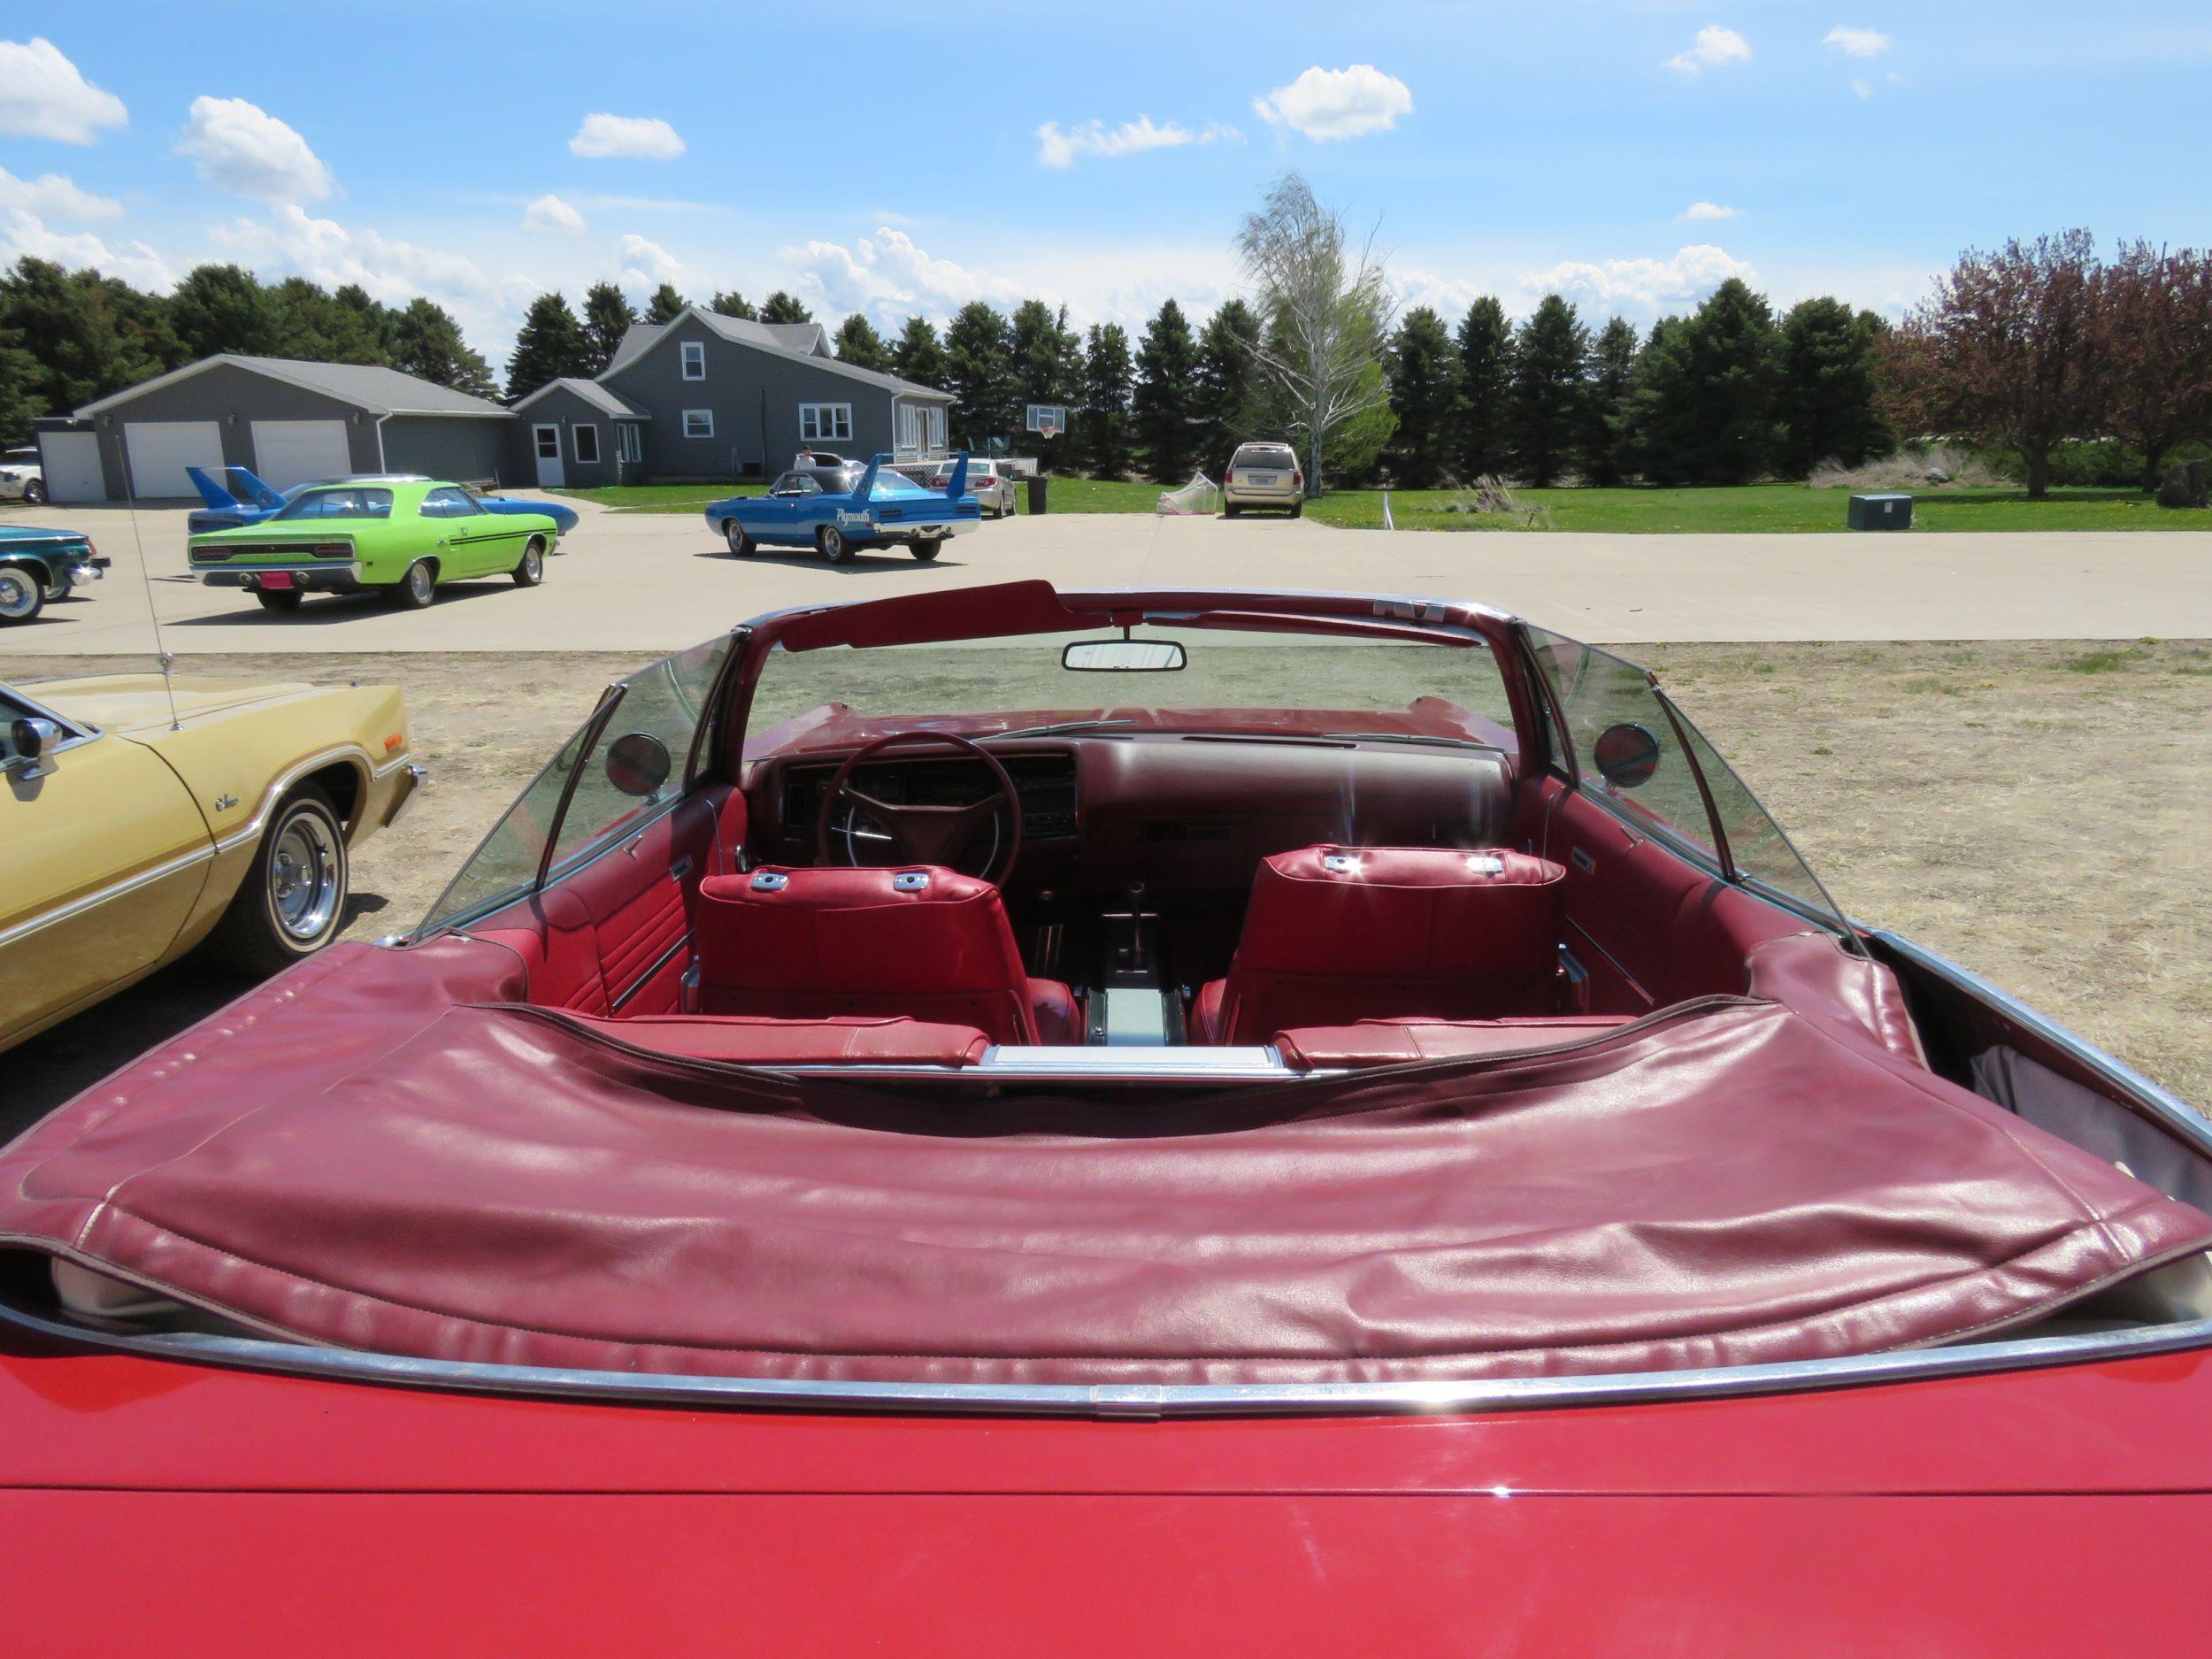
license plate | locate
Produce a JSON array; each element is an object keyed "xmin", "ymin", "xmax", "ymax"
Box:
[
  {"xmin": 1249, "ymin": 473, "xmax": 1277, "ymax": 485},
  {"xmin": 258, "ymin": 572, "xmax": 296, "ymax": 591}
]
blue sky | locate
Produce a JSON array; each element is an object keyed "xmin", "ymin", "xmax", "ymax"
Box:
[{"xmin": 5, "ymin": 2, "xmax": 2209, "ymax": 361}]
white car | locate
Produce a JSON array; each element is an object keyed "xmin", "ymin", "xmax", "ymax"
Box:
[
  {"xmin": 0, "ymin": 449, "xmax": 44, "ymax": 505},
  {"xmin": 930, "ymin": 459, "xmax": 1019, "ymax": 518},
  {"xmin": 1222, "ymin": 441, "xmax": 1303, "ymax": 517}
]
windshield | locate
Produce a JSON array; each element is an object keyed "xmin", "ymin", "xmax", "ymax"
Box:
[
  {"xmin": 867, "ymin": 469, "xmax": 933, "ymax": 499},
  {"xmin": 274, "ymin": 487, "xmax": 392, "ymax": 521},
  {"xmin": 744, "ymin": 623, "xmax": 1518, "ymax": 760}
]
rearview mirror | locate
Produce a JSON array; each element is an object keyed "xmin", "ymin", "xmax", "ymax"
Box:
[
  {"xmin": 603, "ymin": 732, "xmax": 672, "ymax": 798},
  {"xmin": 4, "ymin": 716, "xmax": 61, "ymax": 780},
  {"xmin": 1591, "ymin": 721, "xmax": 1663, "ymax": 789},
  {"xmin": 1062, "ymin": 639, "xmax": 1187, "ymax": 672}
]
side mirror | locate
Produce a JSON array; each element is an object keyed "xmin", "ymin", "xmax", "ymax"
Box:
[
  {"xmin": 1062, "ymin": 639, "xmax": 1187, "ymax": 672},
  {"xmin": 603, "ymin": 732, "xmax": 672, "ymax": 798},
  {"xmin": 4, "ymin": 716, "xmax": 62, "ymax": 779},
  {"xmin": 1591, "ymin": 721, "xmax": 1663, "ymax": 790}
]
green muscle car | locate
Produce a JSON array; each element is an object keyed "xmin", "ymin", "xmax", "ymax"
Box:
[{"xmin": 188, "ymin": 479, "xmax": 559, "ymax": 614}]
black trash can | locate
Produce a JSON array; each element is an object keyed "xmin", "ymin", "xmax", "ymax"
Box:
[
  {"xmin": 1026, "ymin": 474, "xmax": 1048, "ymax": 515},
  {"xmin": 1847, "ymin": 492, "xmax": 1913, "ymax": 531}
]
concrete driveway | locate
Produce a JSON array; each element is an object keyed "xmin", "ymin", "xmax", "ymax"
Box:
[{"xmin": 6, "ymin": 495, "xmax": 2210, "ymax": 655}]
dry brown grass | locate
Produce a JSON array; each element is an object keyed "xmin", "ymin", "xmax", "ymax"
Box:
[{"xmin": 1809, "ymin": 446, "xmax": 2015, "ymax": 490}]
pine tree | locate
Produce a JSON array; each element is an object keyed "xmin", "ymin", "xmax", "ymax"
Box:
[
  {"xmin": 580, "ymin": 281, "xmax": 638, "ymax": 374},
  {"xmin": 709, "ymin": 290, "xmax": 758, "ymax": 320},
  {"xmin": 1079, "ymin": 322, "xmax": 1134, "ymax": 478},
  {"xmin": 1008, "ymin": 298, "xmax": 1081, "ymax": 466},
  {"xmin": 1579, "ymin": 316, "xmax": 1641, "ymax": 486},
  {"xmin": 0, "ymin": 258, "xmax": 175, "ymax": 413},
  {"xmin": 0, "ymin": 322, "xmax": 42, "ymax": 445},
  {"xmin": 505, "ymin": 291, "xmax": 592, "ymax": 401},
  {"xmin": 834, "ymin": 314, "xmax": 892, "ymax": 372},
  {"xmin": 167, "ymin": 264, "xmax": 281, "ymax": 359},
  {"xmin": 760, "ymin": 290, "xmax": 812, "ymax": 324},
  {"xmin": 1194, "ymin": 297, "xmax": 1264, "ymax": 472},
  {"xmin": 942, "ymin": 301, "xmax": 1016, "ymax": 449},
  {"xmin": 1453, "ymin": 296, "xmax": 1514, "ymax": 479},
  {"xmin": 1772, "ymin": 296, "xmax": 1891, "ymax": 476},
  {"xmin": 389, "ymin": 298, "xmax": 497, "ymax": 398},
  {"xmin": 1509, "ymin": 295, "xmax": 1590, "ymax": 487},
  {"xmin": 1629, "ymin": 278, "xmax": 1781, "ymax": 485},
  {"xmin": 267, "ymin": 278, "xmax": 388, "ymax": 364},
  {"xmin": 1384, "ymin": 306, "xmax": 1460, "ymax": 486},
  {"xmin": 645, "ymin": 283, "xmax": 687, "ymax": 325},
  {"xmin": 1132, "ymin": 299, "xmax": 1203, "ymax": 481},
  {"xmin": 891, "ymin": 316, "xmax": 949, "ymax": 387}
]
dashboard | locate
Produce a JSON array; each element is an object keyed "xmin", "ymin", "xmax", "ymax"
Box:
[{"xmin": 749, "ymin": 733, "xmax": 1515, "ymax": 895}]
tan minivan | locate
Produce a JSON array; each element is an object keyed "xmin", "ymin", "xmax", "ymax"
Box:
[{"xmin": 1222, "ymin": 442, "xmax": 1303, "ymax": 517}]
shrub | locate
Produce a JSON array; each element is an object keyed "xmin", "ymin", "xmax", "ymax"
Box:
[{"xmin": 1809, "ymin": 447, "xmax": 2013, "ymax": 489}]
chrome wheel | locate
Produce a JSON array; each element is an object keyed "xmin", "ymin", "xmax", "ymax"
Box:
[
  {"xmin": 818, "ymin": 524, "xmax": 851, "ymax": 564},
  {"xmin": 268, "ymin": 807, "xmax": 342, "ymax": 941},
  {"xmin": 0, "ymin": 567, "xmax": 42, "ymax": 623},
  {"xmin": 513, "ymin": 539, "xmax": 545, "ymax": 586}
]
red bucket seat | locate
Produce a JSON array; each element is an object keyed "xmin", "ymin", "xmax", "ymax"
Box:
[
  {"xmin": 1192, "ymin": 845, "xmax": 1569, "ymax": 1045},
  {"xmin": 692, "ymin": 865, "xmax": 1079, "ymax": 1045}
]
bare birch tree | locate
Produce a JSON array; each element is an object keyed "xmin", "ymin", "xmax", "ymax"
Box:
[{"xmin": 1235, "ymin": 173, "xmax": 1395, "ymax": 495}]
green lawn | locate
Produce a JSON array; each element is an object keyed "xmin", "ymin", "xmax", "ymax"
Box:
[
  {"xmin": 552, "ymin": 483, "xmax": 765, "ymax": 514},
  {"xmin": 1306, "ymin": 483, "xmax": 2193, "ymax": 534},
  {"xmin": 556, "ymin": 479, "xmax": 2201, "ymax": 532}
]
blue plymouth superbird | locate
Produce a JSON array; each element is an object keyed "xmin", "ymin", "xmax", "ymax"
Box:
[
  {"xmin": 703, "ymin": 454, "xmax": 980, "ymax": 563},
  {"xmin": 186, "ymin": 467, "xmax": 579, "ymax": 537}
]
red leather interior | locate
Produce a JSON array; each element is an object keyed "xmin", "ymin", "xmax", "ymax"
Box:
[
  {"xmin": 1272, "ymin": 1016, "xmax": 1637, "ymax": 1070},
  {"xmin": 1194, "ymin": 845, "xmax": 1569, "ymax": 1044},
  {"xmin": 693, "ymin": 866, "xmax": 1075, "ymax": 1045},
  {"xmin": 560, "ymin": 1012, "xmax": 993, "ymax": 1067}
]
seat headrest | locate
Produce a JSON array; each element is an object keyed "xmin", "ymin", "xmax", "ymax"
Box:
[{"xmin": 1237, "ymin": 845, "xmax": 1567, "ymax": 979}]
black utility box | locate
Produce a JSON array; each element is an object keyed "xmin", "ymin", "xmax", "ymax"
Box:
[
  {"xmin": 1847, "ymin": 492, "xmax": 1913, "ymax": 530},
  {"xmin": 1026, "ymin": 474, "xmax": 1048, "ymax": 515}
]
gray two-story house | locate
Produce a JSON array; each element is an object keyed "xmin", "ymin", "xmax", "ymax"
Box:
[{"xmin": 509, "ymin": 306, "xmax": 953, "ymax": 488}]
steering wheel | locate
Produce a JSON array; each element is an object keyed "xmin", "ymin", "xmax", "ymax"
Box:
[{"xmin": 814, "ymin": 731, "xmax": 1025, "ymax": 886}]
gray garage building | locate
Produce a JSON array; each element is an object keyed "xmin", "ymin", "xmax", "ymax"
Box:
[{"xmin": 60, "ymin": 355, "xmax": 516, "ymax": 502}]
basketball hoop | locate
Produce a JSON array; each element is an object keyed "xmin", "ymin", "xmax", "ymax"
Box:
[{"xmin": 1039, "ymin": 421, "xmax": 1060, "ymax": 442}]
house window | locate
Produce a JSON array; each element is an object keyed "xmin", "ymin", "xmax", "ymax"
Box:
[
  {"xmin": 927, "ymin": 405, "xmax": 946, "ymax": 451},
  {"xmin": 897, "ymin": 403, "xmax": 919, "ymax": 452},
  {"xmin": 798, "ymin": 403, "xmax": 852, "ymax": 444},
  {"xmin": 618, "ymin": 424, "xmax": 644, "ymax": 464},
  {"xmin": 572, "ymin": 423, "xmax": 601, "ymax": 464},
  {"xmin": 682, "ymin": 409, "xmax": 714, "ymax": 439},
  {"xmin": 680, "ymin": 341, "xmax": 706, "ymax": 381}
]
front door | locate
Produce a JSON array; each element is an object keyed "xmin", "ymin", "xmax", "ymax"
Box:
[
  {"xmin": 0, "ymin": 707, "xmax": 213, "ymax": 1049},
  {"xmin": 532, "ymin": 425, "xmax": 565, "ymax": 488}
]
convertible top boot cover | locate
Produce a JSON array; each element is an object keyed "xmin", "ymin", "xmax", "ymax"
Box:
[{"xmin": 4, "ymin": 941, "xmax": 2208, "ymax": 1386}]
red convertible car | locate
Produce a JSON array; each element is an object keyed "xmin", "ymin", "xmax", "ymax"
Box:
[{"xmin": 4, "ymin": 580, "xmax": 2211, "ymax": 1655}]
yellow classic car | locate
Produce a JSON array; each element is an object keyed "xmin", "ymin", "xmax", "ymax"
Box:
[{"xmin": 0, "ymin": 672, "xmax": 424, "ymax": 1055}]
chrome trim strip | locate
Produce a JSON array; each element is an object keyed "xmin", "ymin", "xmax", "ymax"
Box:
[
  {"xmin": 0, "ymin": 841, "xmax": 215, "ymax": 950},
  {"xmin": 966, "ymin": 1044, "xmax": 1294, "ymax": 1080},
  {"xmin": 1871, "ymin": 927, "xmax": 2208, "ymax": 1129},
  {"xmin": 4, "ymin": 1296, "xmax": 2207, "ymax": 1420},
  {"xmin": 609, "ymin": 934, "xmax": 689, "ymax": 1012},
  {"xmin": 212, "ymin": 745, "xmax": 380, "ymax": 855}
]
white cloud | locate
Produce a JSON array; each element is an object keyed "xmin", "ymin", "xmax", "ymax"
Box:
[
  {"xmin": 786, "ymin": 226, "xmax": 1030, "ymax": 325},
  {"xmin": 177, "ymin": 96, "xmax": 334, "ymax": 204},
  {"xmin": 1251, "ymin": 65, "xmax": 1412, "ymax": 142},
  {"xmin": 0, "ymin": 208, "xmax": 173, "ymax": 290},
  {"xmin": 211, "ymin": 204, "xmax": 529, "ymax": 342},
  {"xmin": 0, "ymin": 37, "xmax": 127, "ymax": 144},
  {"xmin": 522, "ymin": 192, "xmax": 587, "ymax": 234},
  {"xmin": 1035, "ymin": 115, "xmax": 1240, "ymax": 167},
  {"xmin": 1851, "ymin": 77, "xmax": 1874, "ymax": 98},
  {"xmin": 1679, "ymin": 201, "xmax": 1740, "ymax": 221},
  {"xmin": 617, "ymin": 232, "xmax": 684, "ymax": 293},
  {"xmin": 1824, "ymin": 26, "xmax": 1893, "ymax": 58},
  {"xmin": 1519, "ymin": 244, "xmax": 1756, "ymax": 318},
  {"xmin": 569, "ymin": 113, "xmax": 685, "ymax": 160},
  {"xmin": 0, "ymin": 165, "xmax": 121, "ymax": 221},
  {"xmin": 1663, "ymin": 27, "xmax": 1753, "ymax": 74}
]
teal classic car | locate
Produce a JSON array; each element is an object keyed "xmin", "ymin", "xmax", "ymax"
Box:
[
  {"xmin": 188, "ymin": 480, "xmax": 561, "ymax": 613},
  {"xmin": 0, "ymin": 525, "xmax": 107, "ymax": 626}
]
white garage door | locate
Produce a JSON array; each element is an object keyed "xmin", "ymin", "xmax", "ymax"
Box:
[
  {"xmin": 250, "ymin": 419, "xmax": 355, "ymax": 491},
  {"xmin": 38, "ymin": 431, "xmax": 107, "ymax": 503},
  {"xmin": 123, "ymin": 421, "xmax": 226, "ymax": 499}
]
